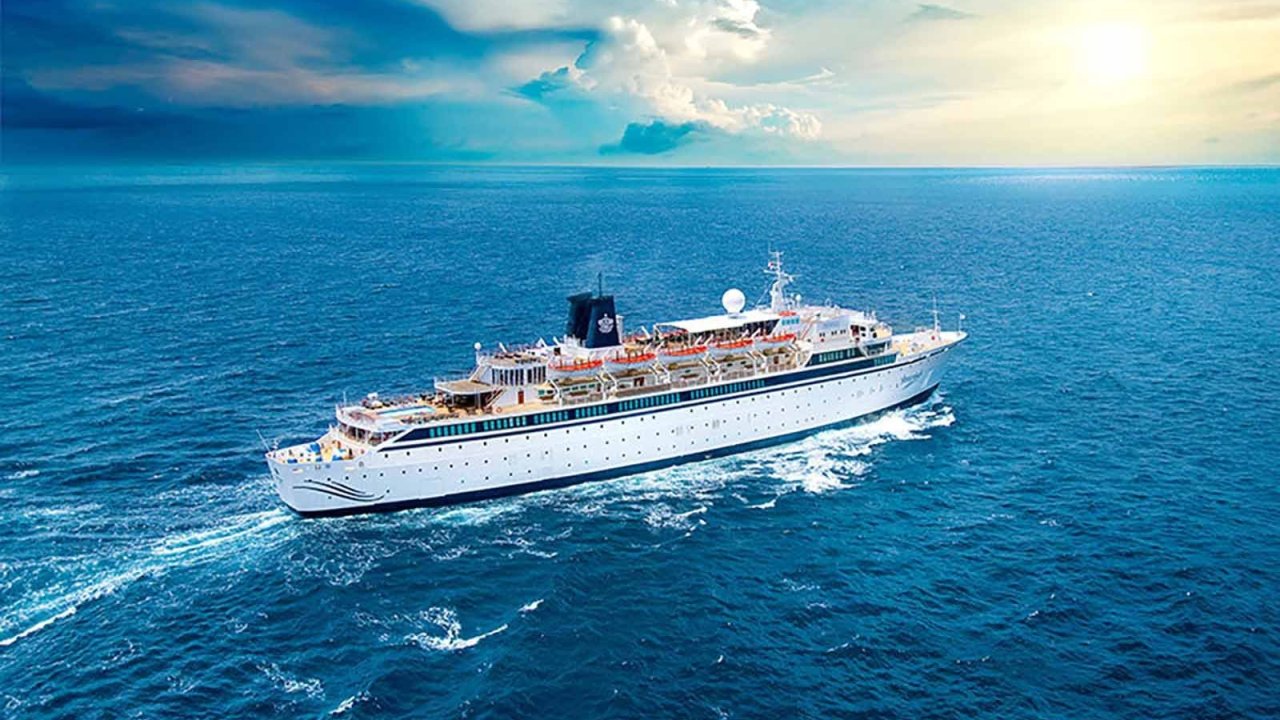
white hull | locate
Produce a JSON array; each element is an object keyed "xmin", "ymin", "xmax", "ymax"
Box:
[{"xmin": 268, "ymin": 336, "xmax": 961, "ymax": 516}]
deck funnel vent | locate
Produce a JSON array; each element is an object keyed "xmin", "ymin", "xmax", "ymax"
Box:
[{"xmin": 565, "ymin": 292, "xmax": 621, "ymax": 349}]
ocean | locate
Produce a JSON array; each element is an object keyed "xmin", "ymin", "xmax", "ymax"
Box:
[{"xmin": 1, "ymin": 165, "xmax": 1277, "ymax": 718}]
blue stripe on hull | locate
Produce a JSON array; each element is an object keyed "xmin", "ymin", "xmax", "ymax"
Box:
[{"xmin": 294, "ymin": 384, "xmax": 940, "ymax": 519}]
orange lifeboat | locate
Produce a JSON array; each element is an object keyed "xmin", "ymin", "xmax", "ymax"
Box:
[
  {"xmin": 547, "ymin": 358, "xmax": 603, "ymax": 379},
  {"xmin": 710, "ymin": 337, "xmax": 755, "ymax": 357},
  {"xmin": 757, "ymin": 332, "xmax": 796, "ymax": 346},
  {"xmin": 658, "ymin": 344, "xmax": 708, "ymax": 361},
  {"xmin": 605, "ymin": 351, "xmax": 657, "ymax": 374}
]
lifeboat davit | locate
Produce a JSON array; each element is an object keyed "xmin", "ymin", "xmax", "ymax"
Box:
[
  {"xmin": 547, "ymin": 358, "xmax": 603, "ymax": 379},
  {"xmin": 605, "ymin": 351, "xmax": 657, "ymax": 374},
  {"xmin": 710, "ymin": 338, "xmax": 755, "ymax": 358}
]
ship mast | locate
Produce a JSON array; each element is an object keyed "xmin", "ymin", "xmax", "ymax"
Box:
[{"xmin": 766, "ymin": 251, "xmax": 795, "ymax": 312}]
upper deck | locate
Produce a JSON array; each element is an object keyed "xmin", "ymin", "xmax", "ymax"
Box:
[{"xmin": 342, "ymin": 326, "xmax": 955, "ymax": 430}]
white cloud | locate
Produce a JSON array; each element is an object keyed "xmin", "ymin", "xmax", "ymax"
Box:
[
  {"xmin": 417, "ymin": 0, "xmax": 572, "ymax": 32},
  {"xmin": 526, "ymin": 6, "xmax": 821, "ymax": 141},
  {"xmin": 683, "ymin": 0, "xmax": 772, "ymax": 63}
]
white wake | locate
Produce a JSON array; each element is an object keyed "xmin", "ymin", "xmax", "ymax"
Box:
[{"xmin": 1, "ymin": 508, "xmax": 294, "ymax": 648}]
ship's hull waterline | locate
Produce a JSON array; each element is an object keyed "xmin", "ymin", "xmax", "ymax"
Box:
[{"xmin": 270, "ymin": 340, "xmax": 959, "ymax": 517}]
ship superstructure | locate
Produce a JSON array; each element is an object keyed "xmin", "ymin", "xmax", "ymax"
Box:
[{"xmin": 266, "ymin": 254, "xmax": 965, "ymax": 516}]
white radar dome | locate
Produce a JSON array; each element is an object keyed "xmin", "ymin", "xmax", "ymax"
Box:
[{"xmin": 721, "ymin": 288, "xmax": 746, "ymax": 315}]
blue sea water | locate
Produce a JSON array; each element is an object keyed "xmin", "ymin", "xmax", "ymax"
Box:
[{"xmin": 1, "ymin": 165, "xmax": 1279, "ymax": 718}]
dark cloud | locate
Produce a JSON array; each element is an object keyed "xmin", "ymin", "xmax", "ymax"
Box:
[
  {"xmin": 3, "ymin": 0, "xmax": 599, "ymax": 106},
  {"xmin": 909, "ymin": 4, "xmax": 976, "ymax": 22},
  {"xmin": 1, "ymin": 72, "xmax": 497, "ymax": 163},
  {"xmin": 712, "ymin": 18, "xmax": 764, "ymax": 39},
  {"xmin": 599, "ymin": 120, "xmax": 707, "ymax": 155},
  {"xmin": 1224, "ymin": 72, "xmax": 1280, "ymax": 94},
  {"xmin": 0, "ymin": 0, "xmax": 600, "ymax": 161},
  {"xmin": 512, "ymin": 66, "xmax": 578, "ymax": 102},
  {"xmin": 1, "ymin": 77, "xmax": 186, "ymax": 130}
]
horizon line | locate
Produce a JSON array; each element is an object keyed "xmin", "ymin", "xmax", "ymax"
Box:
[{"xmin": 4, "ymin": 160, "xmax": 1279, "ymax": 171}]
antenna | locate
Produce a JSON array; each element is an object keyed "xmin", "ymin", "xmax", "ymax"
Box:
[
  {"xmin": 764, "ymin": 250, "xmax": 794, "ymax": 312},
  {"xmin": 597, "ymin": 272, "xmax": 604, "ymax": 296},
  {"xmin": 931, "ymin": 294, "xmax": 941, "ymax": 333}
]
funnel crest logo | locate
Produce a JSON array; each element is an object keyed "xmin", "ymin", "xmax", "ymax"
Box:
[{"xmin": 597, "ymin": 315, "xmax": 615, "ymax": 334}]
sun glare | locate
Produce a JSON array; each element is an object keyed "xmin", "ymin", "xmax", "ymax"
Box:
[{"xmin": 1077, "ymin": 23, "xmax": 1149, "ymax": 86}]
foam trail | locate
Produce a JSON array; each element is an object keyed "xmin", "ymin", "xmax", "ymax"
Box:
[
  {"xmin": 0, "ymin": 607, "xmax": 76, "ymax": 648},
  {"xmin": 519, "ymin": 599, "xmax": 543, "ymax": 613},
  {"xmin": 0, "ymin": 566, "xmax": 149, "ymax": 648},
  {"xmin": 763, "ymin": 401, "xmax": 956, "ymax": 494},
  {"xmin": 1, "ymin": 509, "xmax": 292, "ymax": 648},
  {"xmin": 406, "ymin": 607, "xmax": 508, "ymax": 652},
  {"xmin": 153, "ymin": 510, "xmax": 290, "ymax": 556}
]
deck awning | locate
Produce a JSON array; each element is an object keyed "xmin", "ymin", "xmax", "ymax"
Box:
[
  {"xmin": 656, "ymin": 309, "xmax": 780, "ymax": 336},
  {"xmin": 435, "ymin": 379, "xmax": 496, "ymax": 396}
]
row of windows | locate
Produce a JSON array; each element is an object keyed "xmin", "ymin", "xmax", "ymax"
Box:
[
  {"xmin": 812, "ymin": 347, "xmax": 861, "ymax": 365},
  {"xmin": 492, "ymin": 366, "xmax": 546, "ymax": 386},
  {"xmin": 812, "ymin": 348, "xmax": 898, "ymax": 366},
  {"xmin": 618, "ymin": 393, "xmax": 679, "ymax": 412},
  {"xmin": 426, "ymin": 421, "xmax": 480, "ymax": 438},
  {"xmin": 480, "ymin": 416, "xmax": 530, "ymax": 433},
  {"xmin": 689, "ymin": 378, "xmax": 765, "ymax": 400},
  {"xmin": 533, "ymin": 410, "xmax": 571, "ymax": 424}
]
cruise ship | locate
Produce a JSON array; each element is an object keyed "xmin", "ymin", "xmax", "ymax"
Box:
[{"xmin": 266, "ymin": 254, "xmax": 966, "ymax": 517}]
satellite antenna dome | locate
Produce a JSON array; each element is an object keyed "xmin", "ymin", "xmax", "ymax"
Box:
[
  {"xmin": 721, "ymin": 288, "xmax": 746, "ymax": 315},
  {"xmin": 474, "ymin": 342, "xmax": 482, "ymax": 351}
]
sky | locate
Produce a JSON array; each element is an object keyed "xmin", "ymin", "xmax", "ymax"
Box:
[{"xmin": 2, "ymin": 0, "xmax": 1278, "ymax": 165}]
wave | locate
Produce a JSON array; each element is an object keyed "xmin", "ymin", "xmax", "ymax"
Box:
[
  {"xmin": 19, "ymin": 502, "xmax": 103, "ymax": 519},
  {"xmin": 259, "ymin": 662, "xmax": 324, "ymax": 698},
  {"xmin": 428, "ymin": 502, "xmax": 526, "ymax": 528},
  {"xmin": 519, "ymin": 599, "xmax": 543, "ymax": 614},
  {"xmin": 330, "ymin": 691, "xmax": 371, "ymax": 716},
  {"xmin": 645, "ymin": 503, "xmax": 710, "ymax": 530},
  {"xmin": 405, "ymin": 607, "xmax": 508, "ymax": 652},
  {"xmin": 762, "ymin": 401, "xmax": 956, "ymax": 495},
  {"xmin": 746, "ymin": 494, "xmax": 782, "ymax": 510}
]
